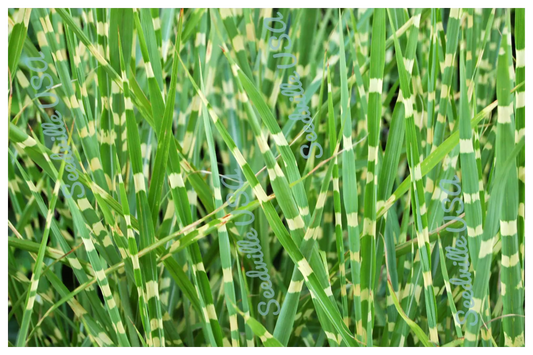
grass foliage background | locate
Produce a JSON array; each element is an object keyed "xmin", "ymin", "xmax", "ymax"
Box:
[{"xmin": 7, "ymin": 7, "xmax": 525, "ymax": 347}]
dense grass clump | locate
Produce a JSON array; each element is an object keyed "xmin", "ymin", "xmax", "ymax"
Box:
[{"xmin": 8, "ymin": 8, "xmax": 525, "ymax": 347}]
